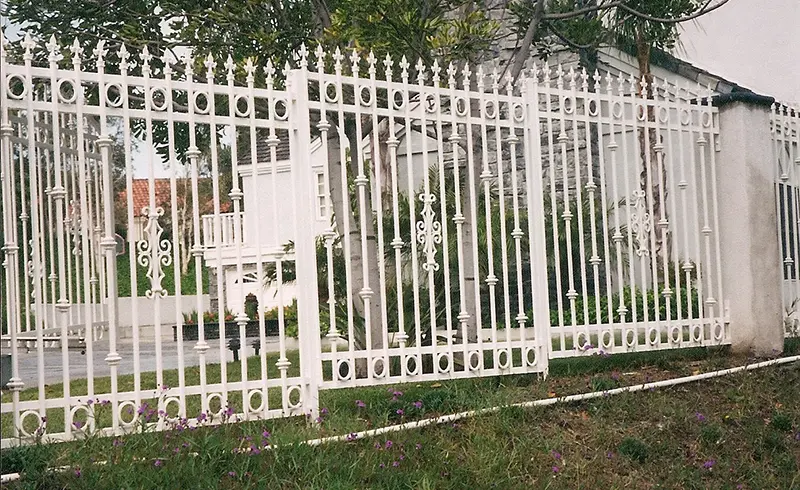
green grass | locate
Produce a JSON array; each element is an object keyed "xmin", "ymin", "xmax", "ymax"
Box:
[{"xmin": 2, "ymin": 340, "xmax": 799, "ymax": 488}]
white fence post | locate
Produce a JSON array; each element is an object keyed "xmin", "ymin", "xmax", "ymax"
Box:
[
  {"xmin": 716, "ymin": 95, "xmax": 783, "ymax": 355},
  {"xmin": 289, "ymin": 57, "xmax": 323, "ymax": 420},
  {"xmin": 524, "ymin": 75, "xmax": 551, "ymax": 376}
]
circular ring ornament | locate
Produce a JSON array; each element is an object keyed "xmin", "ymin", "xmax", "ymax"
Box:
[
  {"xmin": 358, "ymin": 85, "xmax": 373, "ymax": 107},
  {"xmin": 524, "ymin": 347, "xmax": 537, "ymax": 367},
  {"xmin": 19, "ymin": 410, "xmax": 44, "ymax": 437},
  {"xmin": 436, "ymin": 353, "xmax": 451, "ymax": 373},
  {"xmin": 118, "ymin": 400, "xmax": 138, "ymax": 427},
  {"xmin": 336, "ymin": 359, "xmax": 352, "ymax": 381},
  {"xmin": 483, "ymin": 99, "xmax": 497, "ymax": 119},
  {"xmin": 192, "ymin": 91, "xmax": 210, "ymax": 114},
  {"xmin": 670, "ymin": 325, "xmax": 682, "ymax": 343},
  {"xmin": 233, "ymin": 94, "xmax": 251, "ymax": 117},
  {"xmin": 287, "ymin": 385, "xmax": 303, "ymax": 409},
  {"xmin": 405, "ymin": 355, "xmax": 420, "ymax": 376},
  {"xmin": 69, "ymin": 404, "xmax": 95, "ymax": 433},
  {"xmin": 324, "ymin": 81, "xmax": 339, "ymax": 103},
  {"xmin": 512, "ymin": 102, "xmax": 525, "ymax": 122},
  {"xmin": 150, "ymin": 86, "xmax": 169, "ymax": 111},
  {"xmin": 468, "ymin": 351, "xmax": 481, "ymax": 371},
  {"xmin": 247, "ymin": 389, "xmax": 265, "ymax": 413},
  {"xmin": 601, "ymin": 330, "xmax": 613, "ymax": 349},
  {"xmin": 497, "ymin": 349, "xmax": 511, "ymax": 369},
  {"xmin": 273, "ymin": 98, "xmax": 289, "ymax": 121},
  {"xmin": 7, "ymin": 74, "xmax": 27, "ymax": 100},
  {"xmin": 612, "ymin": 101, "xmax": 624, "ymax": 119},
  {"xmin": 57, "ymin": 78, "xmax": 78, "ymax": 104},
  {"xmin": 372, "ymin": 357, "xmax": 387, "ymax": 378}
]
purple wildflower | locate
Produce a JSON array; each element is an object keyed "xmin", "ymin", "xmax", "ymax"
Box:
[
  {"xmin": 262, "ymin": 430, "xmax": 271, "ymax": 439},
  {"xmin": 74, "ymin": 469, "xmax": 81, "ymax": 478},
  {"xmin": 228, "ymin": 471, "xmax": 236, "ymax": 477},
  {"xmin": 606, "ymin": 451, "xmax": 614, "ymax": 459},
  {"xmin": 391, "ymin": 390, "xmax": 403, "ymax": 401},
  {"xmin": 356, "ymin": 400, "xmax": 366, "ymax": 408},
  {"xmin": 197, "ymin": 412, "xmax": 208, "ymax": 423},
  {"xmin": 552, "ymin": 466, "xmax": 560, "ymax": 473},
  {"xmin": 392, "ymin": 461, "xmax": 400, "ymax": 467},
  {"xmin": 112, "ymin": 438, "xmax": 123, "ymax": 447},
  {"xmin": 794, "ymin": 432, "xmax": 800, "ymax": 441},
  {"xmin": 374, "ymin": 442, "xmax": 382, "ymax": 450},
  {"xmin": 321, "ymin": 407, "xmax": 329, "ymax": 415},
  {"xmin": 413, "ymin": 400, "xmax": 423, "ymax": 409},
  {"xmin": 154, "ymin": 459, "xmax": 163, "ymax": 467},
  {"xmin": 87, "ymin": 399, "xmax": 94, "ymax": 406},
  {"xmin": 399, "ymin": 454, "xmax": 405, "ymax": 461},
  {"xmin": 379, "ymin": 463, "xmax": 385, "ymax": 469},
  {"xmin": 346, "ymin": 432, "xmax": 357, "ymax": 442},
  {"xmin": 703, "ymin": 459, "xmax": 715, "ymax": 470},
  {"xmin": 551, "ymin": 450, "xmax": 561, "ymax": 460},
  {"xmin": 385, "ymin": 440, "xmax": 393, "ymax": 449},
  {"xmin": 415, "ymin": 443, "xmax": 422, "ymax": 450},
  {"xmin": 72, "ymin": 421, "xmax": 83, "ymax": 430},
  {"xmin": 695, "ymin": 412, "xmax": 706, "ymax": 422},
  {"xmin": 396, "ymin": 409, "xmax": 404, "ymax": 416}
]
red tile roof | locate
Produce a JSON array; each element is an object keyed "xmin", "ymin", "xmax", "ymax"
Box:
[{"xmin": 119, "ymin": 179, "xmax": 232, "ymax": 217}]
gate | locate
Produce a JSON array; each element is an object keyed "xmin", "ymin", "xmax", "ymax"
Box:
[{"xmin": 295, "ymin": 48, "xmax": 551, "ymax": 389}]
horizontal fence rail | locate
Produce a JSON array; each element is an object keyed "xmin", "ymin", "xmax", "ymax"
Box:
[{"xmin": 773, "ymin": 103, "xmax": 800, "ymax": 338}]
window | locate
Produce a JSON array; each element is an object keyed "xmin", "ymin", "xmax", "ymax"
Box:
[{"xmin": 316, "ymin": 172, "xmax": 328, "ymax": 219}]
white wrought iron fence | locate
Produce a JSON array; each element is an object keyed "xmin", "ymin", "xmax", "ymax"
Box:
[
  {"xmin": 0, "ymin": 32, "xmax": 731, "ymax": 448},
  {"xmin": 772, "ymin": 103, "xmax": 800, "ymax": 338},
  {"xmin": 533, "ymin": 67, "xmax": 728, "ymax": 357}
]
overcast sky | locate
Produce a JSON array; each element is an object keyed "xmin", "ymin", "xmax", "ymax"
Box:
[{"xmin": 678, "ymin": 0, "xmax": 799, "ymax": 104}]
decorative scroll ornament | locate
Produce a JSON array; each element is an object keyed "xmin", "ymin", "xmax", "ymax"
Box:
[
  {"xmin": 416, "ymin": 193, "xmax": 442, "ymax": 272},
  {"xmin": 136, "ymin": 206, "xmax": 172, "ymax": 298},
  {"xmin": 629, "ymin": 190, "xmax": 652, "ymax": 257},
  {"xmin": 69, "ymin": 200, "xmax": 82, "ymax": 256}
]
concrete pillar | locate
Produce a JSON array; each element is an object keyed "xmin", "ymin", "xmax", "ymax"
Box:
[{"xmin": 716, "ymin": 96, "xmax": 783, "ymax": 356}]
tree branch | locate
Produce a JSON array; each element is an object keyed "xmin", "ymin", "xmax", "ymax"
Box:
[
  {"xmin": 509, "ymin": 0, "xmax": 546, "ymax": 83},
  {"xmin": 617, "ymin": 0, "xmax": 731, "ymax": 24},
  {"xmin": 542, "ymin": 0, "xmax": 623, "ymax": 21}
]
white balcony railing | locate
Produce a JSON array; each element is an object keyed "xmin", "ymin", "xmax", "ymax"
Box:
[{"xmin": 202, "ymin": 212, "xmax": 246, "ymax": 248}]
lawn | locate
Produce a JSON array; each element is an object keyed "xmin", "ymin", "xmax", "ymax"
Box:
[{"xmin": 1, "ymin": 339, "xmax": 799, "ymax": 489}]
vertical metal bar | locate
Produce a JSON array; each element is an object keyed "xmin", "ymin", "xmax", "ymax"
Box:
[
  {"xmin": 367, "ymin": 52, "xmax": 390, "ymax": 374},
  {"xmin": 289, "ymin": 60, "xmax": 322, "ymax": 419},
  {"xmin": 0, "ymin": 29, "xmax": 24, "ymax": 437},
  {"xmin": 162, "ymin": 56, "xmax": 187, "ymax": 418},
  {"xmin": 524, "ymin": 73, "xmax": 550, "ymax": 376},
  {"xmin": 432, "ymin": 63, "xmax": 453, "ymax": 375},
  {"xmin": 93, "ymin": 40, "xmax": 122, "ymax": 433}
]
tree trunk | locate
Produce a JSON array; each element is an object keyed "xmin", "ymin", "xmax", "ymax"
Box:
[
  {"xmin": 326, "ymin": 121, "xmax": 384, "ymax": 356},
  {"xmin": 635, "ymin": 28, "xmax": 670, "ymax": 277}
]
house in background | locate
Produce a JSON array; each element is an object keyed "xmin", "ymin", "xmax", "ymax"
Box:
[{"xmin": 201, "ymin": 125, "xmax": 441, "ymax": 314}]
